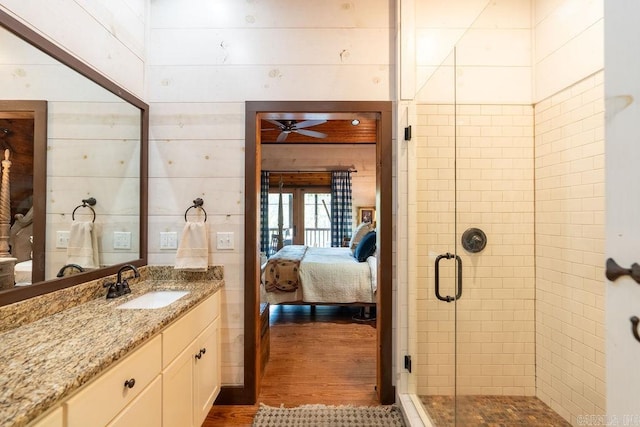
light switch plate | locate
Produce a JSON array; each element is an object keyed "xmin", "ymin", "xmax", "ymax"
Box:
[
  {"xmin": 56, "ymin": 231, "xmax": 70, "ymax": 249},
  {"xmin": 216, "ymin": 232, "xmax": 234, "ymax": 250},
  {"xmin": 113, "ymin": 231, "xmax": 132, "ymax": 250},
  {"xmin": 160, "ymin": 232, "xmax": 178, "ymax": 250}
]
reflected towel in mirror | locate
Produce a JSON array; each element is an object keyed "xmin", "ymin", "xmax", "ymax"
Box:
[
  {"xmin": 175, "ymin": 221, "xmax": 209, "ymax": 271},
  {"xmin": 66, "ymin": 221, "xmax": 100, "ymax": 269}
]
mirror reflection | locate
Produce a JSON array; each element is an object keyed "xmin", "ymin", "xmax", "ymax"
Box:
[{"xmin": 0, "ymin": 24, "xmax": 141, "ymax": 291}]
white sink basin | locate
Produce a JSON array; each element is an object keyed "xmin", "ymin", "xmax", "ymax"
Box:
[{"xmin": 116, "ymin": 291, "xmax": 190, "ymax": 309}]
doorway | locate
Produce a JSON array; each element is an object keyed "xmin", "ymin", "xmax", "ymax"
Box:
[{"xmin": 235, "ymin": 100, "xmax": 393, "ymax": 405}]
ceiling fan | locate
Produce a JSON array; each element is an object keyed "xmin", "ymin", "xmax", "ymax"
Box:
[{"xmin": 262, "ymin": 119, "xmax": 328, "ymax": 142}]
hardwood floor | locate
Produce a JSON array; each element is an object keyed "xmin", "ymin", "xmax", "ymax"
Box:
[{"xmin": 204, "ymin": 305, "xmax": 378, "ymax": 426}]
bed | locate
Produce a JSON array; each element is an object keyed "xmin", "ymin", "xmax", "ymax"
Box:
[{"xmin": 260, "ymin": 245, "xmax": 377, "ymax": 306}]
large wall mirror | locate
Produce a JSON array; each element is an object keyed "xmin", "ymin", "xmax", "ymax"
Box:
[{"xmin": 0, "ymin": 10, "xmax": 148, "ymax": 306}]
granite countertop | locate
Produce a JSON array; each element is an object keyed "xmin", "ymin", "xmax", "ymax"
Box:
[{"xmin": 0, "ymin": 277, "xmax": 224, "ymax": 427}]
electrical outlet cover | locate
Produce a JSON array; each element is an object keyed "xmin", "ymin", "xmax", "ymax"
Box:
[
  {"xmin": 56, "ymin": 231, "xmax": 70, "ymax": 249},
  {"xmin": 216, "ymin": 232, "xmax": 234, "ymax": 250},
  {"xmin": 160, "ymin": 232, "xmax": 178, "ymax": 250},
  {"xmin": 113, "ymin": 231, "xmax": 132, "ymax": 250}
]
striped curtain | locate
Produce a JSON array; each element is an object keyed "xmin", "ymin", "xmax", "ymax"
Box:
[
  {"xmin": 260, "ymin": 171, "xmax": 270, "ymax": 254},
  {"xmin": 330, "ymin": 170, "xmax": 353, "ymax": 247}
]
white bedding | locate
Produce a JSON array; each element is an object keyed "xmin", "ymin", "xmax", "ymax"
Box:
[{"xmin": 260, "ymin": 246, "xmax": 376, "ymax": 305}]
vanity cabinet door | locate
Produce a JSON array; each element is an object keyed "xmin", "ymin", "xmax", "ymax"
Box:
[
  {"xmin": 163, "ymin": 319, "xmax": 221, "ymax": 427},
  {"xmin": 162, "ymin": 342, "xmax": 195, "ymax": 427},
  {"xmin": 162, "ymin": 296, "xmax": 221, "ymax": 427},
  {"xmin": 193, "ymin": 318, "xmax": 220, "ymax": 426},
  {"xmin": 162, "ymin": 293, "xmax": 219, "ymax": 368},
  {"xmin": 107, "ymin": 376, "xmax": 162, "ymax": 427}
]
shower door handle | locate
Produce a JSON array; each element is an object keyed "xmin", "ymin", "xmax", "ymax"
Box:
[{"xmin": 435, "ymin": 253, "xmax": 462, "ymax": 303}]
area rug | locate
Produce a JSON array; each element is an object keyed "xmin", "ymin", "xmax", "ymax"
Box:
[{"xmin": 252, "ymin": 403, "xmax": 406, "ymax": 426}]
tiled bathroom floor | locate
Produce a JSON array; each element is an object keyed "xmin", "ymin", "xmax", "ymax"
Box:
[{"xmin": 419, "ymin": 395, "xmax": 572, "ymax": 426}]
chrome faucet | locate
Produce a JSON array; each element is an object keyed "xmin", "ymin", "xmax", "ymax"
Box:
[
  {"xmin": 104, "ymin": 264, "xmax": 140, "ymax": 299},
  {"xmin": 56, "ymin": 263, "xmax": 85, "ymax": 277}
]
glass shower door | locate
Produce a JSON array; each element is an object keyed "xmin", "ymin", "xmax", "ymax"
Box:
[
  {"xmin": 410, "ymin": 2, "xmax": 538, "ymax": 423},
  {"xmin": 411, "ymin": 48, "xmax": 459, "ymax": 426}
]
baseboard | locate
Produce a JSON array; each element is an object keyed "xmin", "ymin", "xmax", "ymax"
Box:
[{"xmin": 214, "ymin": 385, "xmax": 255, "ymax": 405}]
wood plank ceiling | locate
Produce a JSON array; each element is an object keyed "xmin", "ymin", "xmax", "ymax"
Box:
[{"xmin": 259, "ymin": 118, "xmax": 376, "ymax": 144}]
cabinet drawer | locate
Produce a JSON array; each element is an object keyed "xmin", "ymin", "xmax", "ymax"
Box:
[
  {"xmin": 66, "ymin": 334, "xmax": 162, "ymax": 427},
  {"xmin": 107, "ymin": 376, "xmax": 162, "ymax": 427},
  {"xmin": 162, "ymin": 292, "xmax": 219, "ymax": 368}
]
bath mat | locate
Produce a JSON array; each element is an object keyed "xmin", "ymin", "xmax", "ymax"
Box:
[{"xmin": 252, "ymin": 403, "xmax": 406, "ymax": 426}]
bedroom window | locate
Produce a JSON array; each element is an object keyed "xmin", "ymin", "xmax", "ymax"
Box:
[
  {"xmin": 267, "ymin": 192, "xmax": 293, "ymax": 246},
  {"xmin": 267, "ymin": 189, "xmax": 331, "ymax": 248},
  {"xmin": 304, "ymin": 192, "xmax": 331, "ymax": 247}
]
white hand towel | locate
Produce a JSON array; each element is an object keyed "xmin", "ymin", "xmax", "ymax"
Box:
[
  {"xmin": 175, "ymin": 221, "xmax": 209, "ymax": 271},
  {"xmin": 66, "ymin": 221, "xmax": 100, "ymax": 269}
]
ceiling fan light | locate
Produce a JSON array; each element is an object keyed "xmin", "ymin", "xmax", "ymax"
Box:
[{"xmin": 351, "ymin": 119, "xmax": 360, "ymax": 126}]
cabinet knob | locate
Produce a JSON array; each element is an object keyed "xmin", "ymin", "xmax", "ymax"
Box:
[
  {"xmin": 124, "ymin": 378, "xmax": 136, "ymax": 389},
  {"xmin": 195, "ymin": 348, "xmax": 207, "ymax": 360}
]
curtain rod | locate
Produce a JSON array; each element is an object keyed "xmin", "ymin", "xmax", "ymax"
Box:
[{"xmin": 265, "ymin": 169, "xmax": 357, "ymax": 173}]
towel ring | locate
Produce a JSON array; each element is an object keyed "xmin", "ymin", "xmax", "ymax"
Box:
[
  {"xmin": 184, "ymin": 198, "xmax": 207, "ymax": 222},
  {"xmin": 72, "ymin": 197, "xmax": 97, "ymax": 223}
]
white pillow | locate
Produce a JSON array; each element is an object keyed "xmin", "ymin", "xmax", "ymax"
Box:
[{"xmin": 349, "ymin": 222, "xmax": 374, "ymax": 254}]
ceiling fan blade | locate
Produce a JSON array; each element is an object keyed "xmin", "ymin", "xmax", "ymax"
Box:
[
  {"xmin": 294, "ymin": 120, "xmax": 326, "ymax": 129},
  {"xmin": 276, "ymin": 131, "xmax": 289, "ymax": 142},
  {"xmin": 295, "ymin": 129, "xmax": 327, "ymax": 139},
  {"xmin": 261, "ymin": 128, "xmax": 281, "ymax": 131}
]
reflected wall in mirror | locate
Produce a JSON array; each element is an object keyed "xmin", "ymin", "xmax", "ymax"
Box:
[{"xmin": 0, "ymin": 10, "xmax": 148, "ymax": 306}]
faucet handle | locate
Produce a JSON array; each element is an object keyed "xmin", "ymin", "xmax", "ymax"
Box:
[
  {"xmin": 103, "ymin": 282, "xmax": 119, "ymax": 299},
  {"xmin": 122, "ymin": 279, "xmax": 131, "ymax": 295}
]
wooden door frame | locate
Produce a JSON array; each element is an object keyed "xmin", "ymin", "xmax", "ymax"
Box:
[
  {"xmin": 0, "ymin": 100, "xmax": 47, "ymax": 285},
  {"xmin": 216, "ymin": 100, "xmax": 393, "ymax": 405}
]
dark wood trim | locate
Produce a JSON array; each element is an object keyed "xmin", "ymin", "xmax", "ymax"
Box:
[
  {"xmin": 236, "ymin": 100, "xmax": 394, "ymax": 405},
  {"xmin": 0, "ymin": 100, "xmax": 46, "ymax": 284},
  {"xmin": 139, "ymin": 103, "xmax": 149, "ymax": 271},
  {"xmin": 32, "ymin": 101, "xmax": 47, "ymax": 284},
  {"xmin": 243, "ymin": 103, "xmax": 260, "ymax": 404},
  {"xmin": 377, "ymin": 102, "xmax": 395, "ymax": 404},
  {"xmin": 215, "ymin": 386, "xmax": 255, "ymax": 405},
  {"xmin": 0, "ymin": 10, "xmax": 149, "ymax": 307}
]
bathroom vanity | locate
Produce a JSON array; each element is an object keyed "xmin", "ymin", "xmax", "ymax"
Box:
[{"xmin": 0, "ymin": 266, "xmax": 224, "ymax": 427}]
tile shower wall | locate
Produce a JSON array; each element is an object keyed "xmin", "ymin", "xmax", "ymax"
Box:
[
  {"xmin": 415, "ymin": 103, "xmax": 535, "ymax": 396},
  {"xmin": 534, "ymin": 72, "xmax": 605, "ymax": 422}
]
